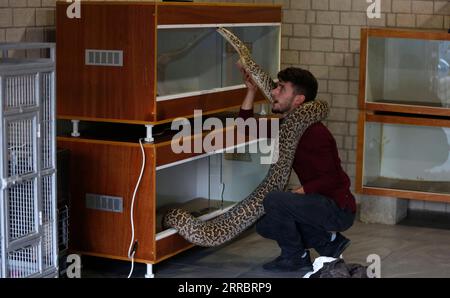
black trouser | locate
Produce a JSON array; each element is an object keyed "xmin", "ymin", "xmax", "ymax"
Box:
[{"xmin": 256, "ymin": 191, "xmax": 355, "ymax": 257}]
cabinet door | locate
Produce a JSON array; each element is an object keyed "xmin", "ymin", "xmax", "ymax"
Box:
[
  {"xmin": 1, "ymin": 113, "xmax": 42, "ymax": 277},
  {"xmin": 357, "ymin": 112, "xmax": 450, "ymax": 202},
  {"xmin": 155, "ymin": 25, "xmax": 280, "ymax": 121},
  {"xmin": 56, "ymin": 2, "xmax": 157, "ymax": 123},
  {"xmin": 156, "ymin": 25, "xmax": 280, "ymax": 99},
  {"xmin": 57, "ymin": 138, "xmax": 157, "ymax": 263},
  {"xmin": 360, "ymin": 29, "xmax": 450, "ymax": 116},
  {"xmin": 154, "ymin": 138, "xmax": 272, "ymax": 261}
]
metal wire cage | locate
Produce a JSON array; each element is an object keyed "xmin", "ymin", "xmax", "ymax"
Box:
[{"xmin": 0, "ymin": 43, "xmax": 57, "ymax": 278}]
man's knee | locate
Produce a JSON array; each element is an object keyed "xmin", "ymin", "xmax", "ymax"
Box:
[
  {"xmin": 255, "ymin": 218, "xmax": 267, "ymax": 237},
  {"xmin": 256, "ymin": 215, "xmax": 278, "ymax": 240},
  {"xmin": 263, "ymin": 191, "xmax": 285, "ymax": 212}
]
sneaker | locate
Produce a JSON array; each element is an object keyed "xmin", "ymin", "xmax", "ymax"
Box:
[
  {"xmin": 316, "ymin": 233, "xmax": 351, "ymax": 258},
  {"xmin": 262, "ymin": 251, "xmax": 313, "ymax": 272}
]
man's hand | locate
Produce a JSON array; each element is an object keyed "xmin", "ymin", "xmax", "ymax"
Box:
[
  {"xmin": 238, "ymin": 61, "xmax": 257, "ymax": 110},
  {"xmin": 237, "ymin": 62, "xmax": 258, "ymax": 93},
  {"xmin": 291, "ymin": 186, "xmax": 305, "ymax": 195}
]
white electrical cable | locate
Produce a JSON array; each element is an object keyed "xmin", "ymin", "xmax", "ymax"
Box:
[
  {"xmin": 127, "ymin": 138, "xmax": 146, "ymax": 278},
  {"xmin": 128, "ymin": 254, "xmax": 135, "ymax": 279}
]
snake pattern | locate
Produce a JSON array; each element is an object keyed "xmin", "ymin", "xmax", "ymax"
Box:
[
  {"xmin": 217, "ymin": 27, "xmax": 277, "ymax": 104},
  {"xmin": 162, "ymin": 27, "xmax": 329, "ymax": 247}
]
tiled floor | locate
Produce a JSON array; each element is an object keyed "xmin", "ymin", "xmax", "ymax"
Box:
[{"xmin": 80, "ymin": 217, "xmax": 450, "ymax": 278}]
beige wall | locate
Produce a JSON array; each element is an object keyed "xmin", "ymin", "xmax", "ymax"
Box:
[
  {"xmin": 0, "ymin": 0, "xmax": 56, "ymax": 43},
  {"xmin": 2, "ymin": 0, "xmax": 449, "ymax": 210}
]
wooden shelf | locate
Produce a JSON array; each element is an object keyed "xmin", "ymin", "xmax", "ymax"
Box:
[
  {"xmin": 58, "ymin": 120, "xmax": 272, "ymax": 263},
  {"xmin": 365, "ymin": 177, "xmax": 450, "ymax": 194},
  {"xmin": 56, "ymin": 1, "xmax": 281, "ymax": 124},
  {"xmin": 56, "ymin": 1, "xmax": 281, "ymax": 266}
]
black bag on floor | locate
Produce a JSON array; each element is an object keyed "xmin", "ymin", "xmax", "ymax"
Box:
[{"xmin": 310, "ymin": 259, "xmax": 369, "ymax": 278}]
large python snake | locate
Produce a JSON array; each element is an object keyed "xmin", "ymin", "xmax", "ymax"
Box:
[{"xmin": 162, "ymin": 27, "xmax": 329, "ymax": 247}]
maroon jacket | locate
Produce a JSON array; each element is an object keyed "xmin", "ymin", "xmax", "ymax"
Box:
[{"xmin": 239, "ymin": 108, "xmax": 356, "ymax": 213}]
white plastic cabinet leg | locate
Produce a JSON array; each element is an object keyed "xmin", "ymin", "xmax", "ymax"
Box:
[
  {"xmin": 71, "ymin": 120, "xmax": 80, "ymax": 137},
  {"xmin": 259, "ymin": 103, "xmax": 268, "ymax": 115},
  {"xmin": 145, "ymin": 124, "xmax": 154, "ymax": 143},
  {"xmin": 145, "ymin": 264, "xmax": 155, "ymax": 278}
]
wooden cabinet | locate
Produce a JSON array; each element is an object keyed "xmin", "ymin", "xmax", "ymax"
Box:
[
  {"xmin": 359, "ymin": 28, "xmax": 450, "ymax": 116},
  {"xmin": 56, "ymin": 1, "xmax": 281, "ymax": 124},
  {"xmin": 356, "ymin": 28, "xmax": 450, "ymax": 202},
  {"xmin": 57, "ymin": 122, "xmax": 273, "ymax": 265},
  {"xmin": 55, "ymin": 1, "xmax": 281, "ymax": 270}
]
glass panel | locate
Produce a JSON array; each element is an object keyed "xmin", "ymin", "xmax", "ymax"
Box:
[
  {"xmin": 221, "ymin": 26, "xmax": 280, "ymax": 88},
  {"xmin": 157, "ymin": 28, "xmax": 221, "ymax": 97},
  {"xmin": 366, "ymin": 37, "xmax": 450, "ymax": 107},
  {"xmin": 155, "ymin": 140, "xmax": 271, "ymax": 233},
  {"xmin": 364, "ymin": 121, "xmax": 450, "ymax": 194},
  {"xmin": 156, "ymin": 26, "xmax": 280, "ymax": 98},
  {"xmin": 210, "ymin": 140, "xmax": 272, "ymax": 203},
  {"xmin": 156, "ymin": 157, "xmax": 212, "ymax": 232}
]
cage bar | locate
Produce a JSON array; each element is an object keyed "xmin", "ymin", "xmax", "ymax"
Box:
[{"xmin": 0, "ymin": 42, "xmax": 57, "ymax": 278}]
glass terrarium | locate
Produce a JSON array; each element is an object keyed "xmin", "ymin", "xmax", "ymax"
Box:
[
  {"xmin": 363, "ymin": 120, "xmax": 450, "ymax": 195},
  {"xmin": 155, "ymin": 139, "xmax": 272, "ymax": 233},
  {"xmin": 156, "ymin": 25, "xmax": 280, "ymax": 99},
  {"xmin": 365, "ymin": 36, "xmax": 450, "ymax": 108}
]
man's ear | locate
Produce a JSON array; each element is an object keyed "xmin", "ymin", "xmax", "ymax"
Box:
[{"xmin": 293, "ymin": 94, "xmax": 306, "ymax": 106}]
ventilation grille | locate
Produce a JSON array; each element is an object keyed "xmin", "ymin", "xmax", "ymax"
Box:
[
  {"xmin": 85, "ymin": 49, "xmax": 123, "ymax": 67},
  {"xmin": 85, "ymin": 193, "xmax": 123, "ymax": 213}
]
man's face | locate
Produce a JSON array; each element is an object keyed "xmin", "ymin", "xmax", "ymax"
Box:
[{"xmin": 270, "ymin": 81, "xmax": 305, "ymax": 114}]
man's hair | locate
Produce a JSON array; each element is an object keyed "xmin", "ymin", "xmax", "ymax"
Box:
[{"xmin": 277, "ymin": 67, "xmax": 318, "ymax": 102}]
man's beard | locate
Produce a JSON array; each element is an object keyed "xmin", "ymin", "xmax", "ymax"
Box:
[
  {"xmin": 271, "ymin": 102, "xmax": 289, "ymax": 114},
  {"xmin": 271, "ymin": 106, "xmax": 281, "ymax": 113}
]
